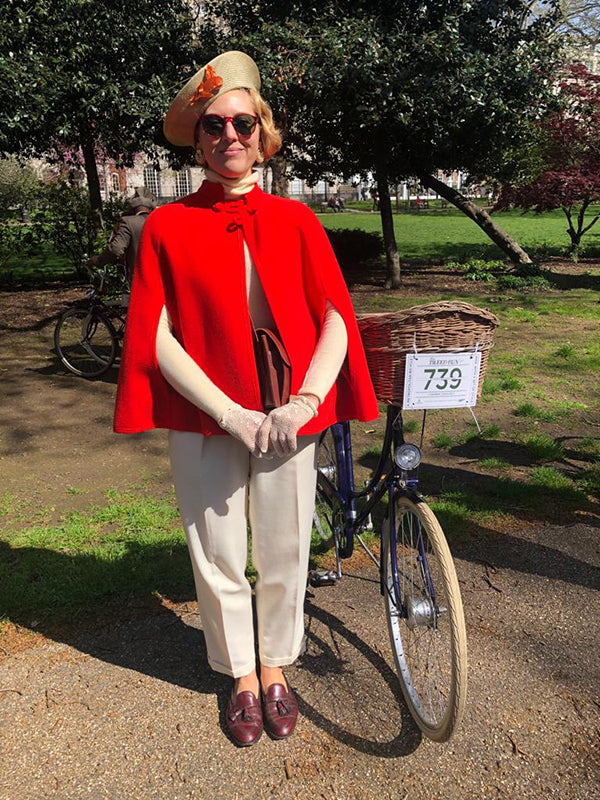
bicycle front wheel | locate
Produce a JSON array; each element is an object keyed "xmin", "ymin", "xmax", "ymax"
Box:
[
  {"xmin": 383, "ymin": 496, "xmax": 467, "ymax": 741},
  {"xmin": 54, "ymin": 307, "xmax": 117, "ymax": 378}
]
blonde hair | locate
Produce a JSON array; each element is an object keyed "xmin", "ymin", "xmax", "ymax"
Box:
[{"xmin": 245, "ymin": 88, "xmax": 282, "ymax": 161}]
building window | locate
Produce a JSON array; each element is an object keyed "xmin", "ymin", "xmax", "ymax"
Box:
[
  {"xmin": 175, "ymin": 168, "xmax": 191, "ymax": 197},
  {"xmin": 111, "ymin": 173, "xmax": 120, "ymax": 192},
  {"xmin": 143, "ymin": 165, "xmax": 162, "ymax": 198}
]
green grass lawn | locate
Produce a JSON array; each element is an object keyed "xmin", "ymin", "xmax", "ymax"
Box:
[
  {"xmin": 1, "ymin": 242, "xmax": 75, "ymax": 286},
  {"xmin": 319, "ymin": 206, "xmax": 600, "ymax": 262},
  {"xmin": 2, "ymin": 204, "xmax": 599, "ymax": 287}
]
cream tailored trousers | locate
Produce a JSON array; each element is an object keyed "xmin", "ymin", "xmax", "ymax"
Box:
[{"xmin": 168, "ymin": 430, "xmax": 319, "ymax": 678}]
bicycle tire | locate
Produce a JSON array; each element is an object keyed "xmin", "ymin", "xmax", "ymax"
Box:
[
  {"xmin": 383, "ymin": 495, "xmax": 467, "ymax": 741},
  {"xmin": 314, "ymin": 428, "xmax": 342, "ymax": 545},
  {"xmin": 54, "ymin": 307, "xmax": 117, "ymax": 378}
]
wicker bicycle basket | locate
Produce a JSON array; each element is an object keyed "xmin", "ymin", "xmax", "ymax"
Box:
[{"xmin": 357, "ymin": 301, "xmax": 499, "ymax": 406}]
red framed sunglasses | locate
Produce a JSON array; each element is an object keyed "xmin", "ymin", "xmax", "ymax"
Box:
[{"xmin": 200, "ymin": 113, "xmax": 260, "ymax": 138}]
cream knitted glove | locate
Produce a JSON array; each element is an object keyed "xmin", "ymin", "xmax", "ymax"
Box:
[
  {"xmin": 219, "ymin": 404, "xmax": 269, "ymax": 456},
  {"xmin": 256, "ymin": 396, "xmax": 318, "ymax": 458}
]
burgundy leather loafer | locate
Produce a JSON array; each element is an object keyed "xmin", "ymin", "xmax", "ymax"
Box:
[
  {"xmin": 226, "ymin": 690, "xmax": 263, "ymax": 747},
  {"xmin": 262, "ymin": 683, "xmax": 298, "ymax": 740}
]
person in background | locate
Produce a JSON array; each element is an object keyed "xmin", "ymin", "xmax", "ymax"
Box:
[
  {"xmin": 89, "ymin": 187, "xmax": 157, "ymax": 285},
  {"xmin": 326, "ymin": 193, "xmax": 344, "ymax": 212}
]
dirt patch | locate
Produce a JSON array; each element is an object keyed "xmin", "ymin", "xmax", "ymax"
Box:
[{"xmin": 0, "ymin": 283, "xmax": 169, "ymax": 519}]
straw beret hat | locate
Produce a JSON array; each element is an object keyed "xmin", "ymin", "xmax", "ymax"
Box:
[{"xmin": 163, "ymin": 51, "xmax": 261, "ymax": 148}]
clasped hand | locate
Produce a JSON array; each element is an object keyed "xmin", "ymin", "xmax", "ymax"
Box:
[
  {"xmin": 220, "ymin": 401, "xmax": 314, "ymax": 458},
  {"xmin": 256, "ymin": 400, "xmax": 315, "ymax": 458}
]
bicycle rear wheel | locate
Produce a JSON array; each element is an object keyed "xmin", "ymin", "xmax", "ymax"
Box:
[
  {"xmin": 314, "ymin": 428, "xmax": 341, "ymax": 543},
  {"xmin": 54, "ymin": 307, "xmax": 117, "ymax": 378},
  {"xmin": 383, "ymin": 495, "xmax": 467, "ymax": 741},
  {"xmin": 314, "ymin": 426, "xmax": 354, "ymax": 558}
]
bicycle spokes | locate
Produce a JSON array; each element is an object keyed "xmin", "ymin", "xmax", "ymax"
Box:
[
  {"xmin": 54, "ymin": 307, "xmax": 117, "ymax": 378},
  {"xmin": 383, "ymin": 496, "xmax": 467, "ymax": 740}
]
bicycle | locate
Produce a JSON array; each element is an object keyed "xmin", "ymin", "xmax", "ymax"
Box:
[
  {"xmin": 54, "ymin": 263, "xmax": 128, "ymax": 379},
  {"xmin": 310, "ymin": 301, "xmax": 498, "ymax": 742}
]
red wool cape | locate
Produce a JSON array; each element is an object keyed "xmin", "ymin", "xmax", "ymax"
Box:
[{"xmin": 113, "ymin": 181, "xmax": 379, "ymax": 436}]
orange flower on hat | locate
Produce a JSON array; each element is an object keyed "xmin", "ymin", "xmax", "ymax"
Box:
[{"xmin": 188, "ymin": 65, "xmax": 224, "ymax": 106}]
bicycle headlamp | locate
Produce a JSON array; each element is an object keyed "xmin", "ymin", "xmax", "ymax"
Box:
[{"xmin": 394, "ymin": 443, "xmax": 422, "ymax": 471}]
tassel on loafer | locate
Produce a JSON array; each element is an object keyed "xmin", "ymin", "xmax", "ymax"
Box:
[
  {"xmin": 226, "ymin": 690, "xmax": 263, "ymax": 747},
  {"xmin": 262, "ymin": 682, "xmax": 298, "ymax": 740}
]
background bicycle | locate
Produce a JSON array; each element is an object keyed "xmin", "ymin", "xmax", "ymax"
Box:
[
  {"xmin": 311, "ymin": 301, "xmax": 498, "ymax": 742},
  {"xmin": 54, "ymin": 260, "xmax": 129, "ymax": 379}
]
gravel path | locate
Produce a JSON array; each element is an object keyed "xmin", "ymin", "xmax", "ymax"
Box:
[{"xmin": 2, "ymin": 520, "xmax": 599, "ymax": 800}]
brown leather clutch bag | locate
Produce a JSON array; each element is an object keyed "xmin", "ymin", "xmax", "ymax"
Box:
[{"xmin": 253, "ymin": 327, "xmax": 291, "ymax": 411}]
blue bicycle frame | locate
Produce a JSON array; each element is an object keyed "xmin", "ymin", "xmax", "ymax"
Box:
[{"xmin": 316, "ymin": 406, "xmax": 437, "ymax": 617}]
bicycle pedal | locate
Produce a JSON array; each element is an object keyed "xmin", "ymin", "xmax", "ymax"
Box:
[{"xmin": 307, "ymin": 570, "xmax": 338, "ymax": 588}]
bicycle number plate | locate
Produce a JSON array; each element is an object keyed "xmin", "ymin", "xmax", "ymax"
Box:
[{"xmin": 403, "ymin": 351, "xmax": 481, "ymax": 409}]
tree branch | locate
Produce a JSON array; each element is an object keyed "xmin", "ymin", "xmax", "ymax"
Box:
[
  {"xmin": 581, "ymin": 213, "xmax": 600, "ymax": 236},
  {"xmin": 562, "ymin": 205, "xmax": 575, "ymax": 234}
]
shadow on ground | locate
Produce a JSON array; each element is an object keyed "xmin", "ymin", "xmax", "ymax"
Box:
[{"xmin": 1, "ymin": 537, "xmax": 422, "ymax": 757}]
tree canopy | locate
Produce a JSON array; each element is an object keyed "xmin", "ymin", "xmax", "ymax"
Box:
[
  {"xmin": 202, "ymin": 0, "xmax": 564, "ymax": 284},
  {"xmin": 0, "ymin": 0, "xmax": 200, "ymax": 226},
  {"xmin": 497, "ymin": 63, "xmax": 600, "ymax": 257},
  {"xmin": 208, "ymin": 0, "xmax": 560, "ymax": 180},
  {"xmin": 0, "ymin": 156, "xmax": 39, "ymax": 216}
]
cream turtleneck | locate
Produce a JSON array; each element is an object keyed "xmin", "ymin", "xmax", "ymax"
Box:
[
  {"xmin": 155, "ymin": 172, "xmax": 348, "ymax": 423},
  {"xmin": 203, "ymin": 168, "xmax": 260, "ymax": 199}
]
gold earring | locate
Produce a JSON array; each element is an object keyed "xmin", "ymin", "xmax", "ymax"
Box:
[{"xmin": 195, "ymin": 148, "xmax": 207, "ymax": 166}]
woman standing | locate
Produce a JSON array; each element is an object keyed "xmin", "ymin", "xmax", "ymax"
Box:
[{"xmin": 114, "ymin": 51, "xmax": 378, "ymax": 746}]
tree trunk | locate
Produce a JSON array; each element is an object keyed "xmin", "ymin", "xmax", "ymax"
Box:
[
  {"xmin": 269, "ymin": 155, "xmax": 289, "ymax": 197},
  {"xmin": 376, "ymin": 165, "xmax": 401, "ymax": 288},
  {"xmin": 418, "ymin": 173, "xmax": 533, "ymax": 265},
  {"xmin": 80, "ymin": 133, "xmax": 104, "ymax": 233},
  {"xmin": 563, "ymin": 205, "xmax": 582, "ymax": 260}
]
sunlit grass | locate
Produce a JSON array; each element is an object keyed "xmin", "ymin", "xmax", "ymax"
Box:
[
  {"xmin": 0, "ymin": 493, "xmax": 16, "ymax": 515},
  {"xmin": 519, "ymin": 433, "xmax": 564, "ymax": 462},
  {"xmin": 320, "ymin": 207, "xmax": 600, "ymax": 262},
  {"xmin": 479, "ymin": 458, "xmax": 511, "ymax": 471},
  {"xmin": 554, "ymin": 344, "xmax": 576, "ymax": 359},
  {"xmin": 402, "ymin": 418, "xmax": 420, "ymax": 434},
  {"xmin": 514, "ymin": 402, "xmax": 557, "ymax": 422},
  {"xmin": 432, "ymin": 431, "xmax": 454, "ymax": 449},
  {"xmin": 459, "ymin": 423, "xmax": 502, "ymax": 443},
  {"xmin": 1, "ymin": 491, "xmax": 190, "ymax": 619}
]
